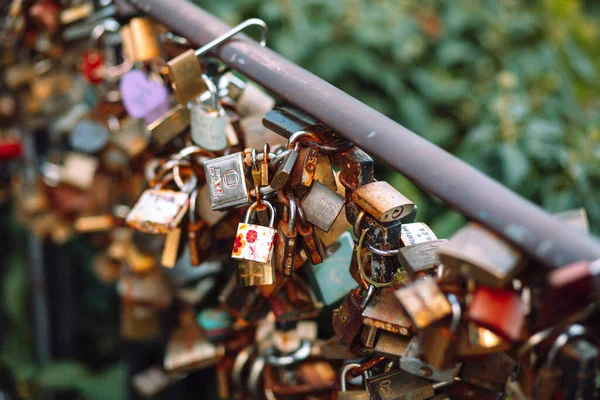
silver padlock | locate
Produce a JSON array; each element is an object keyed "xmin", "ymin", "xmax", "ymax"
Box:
[
  {"xmin": 189, "ymin": 74, "xmax": 227, "ymax": 152},
  {"xmin": 203, "ymin": 152, "xmax": 250, "ymax": 211},
  {"xmin": 301, "ymin": 181, "xmax": 345, "ymax": 232}
]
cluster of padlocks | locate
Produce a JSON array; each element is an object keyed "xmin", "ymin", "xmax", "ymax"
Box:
[{"xmin": 2, "ymin": 1, "xmax": 599, "ymax": 399}]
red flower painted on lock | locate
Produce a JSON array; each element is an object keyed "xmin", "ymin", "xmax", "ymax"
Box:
[
  {"xmin": 246, "ymin": 229, "xmax": 258, "ymax": 243},
  {"xmin": 232, "ymin": 234, "xmax": 246, "ymax": 256}
]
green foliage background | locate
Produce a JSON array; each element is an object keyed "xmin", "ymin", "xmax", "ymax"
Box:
[{"xmin": 197, "ymin": 0, "xmax": 600, "ymax": 237}]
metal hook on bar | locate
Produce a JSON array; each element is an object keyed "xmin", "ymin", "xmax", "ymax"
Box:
[{"xmin": 194, "ymin": 18, "xmax": 268, "ymax": 58}]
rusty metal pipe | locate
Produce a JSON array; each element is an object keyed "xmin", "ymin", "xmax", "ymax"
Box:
[{"xmin": 127, "ymin": 0, "xmax": 600, "ymax": 269}]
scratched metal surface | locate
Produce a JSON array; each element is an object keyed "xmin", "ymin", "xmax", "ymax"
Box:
[{"xmin": 128, "ymin": 0, "xmax": 600, "ymax": 269}]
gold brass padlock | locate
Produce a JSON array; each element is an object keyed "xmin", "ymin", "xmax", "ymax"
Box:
[{"xmin": 127, "ymin": 17, "xmax": 162, "ymax": 62}]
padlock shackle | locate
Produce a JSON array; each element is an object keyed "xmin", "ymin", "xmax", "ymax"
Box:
[
  {"xmin": 152, "ymin": 159, "xmax": 191, "ymax": 187},
  {"xmin": 194, "ymin": 18, "xmax": 268, "ymax": 57},
  {"xmin": 545, "ymin": 324, "xmax": 588, "ymax": 369},
  {"xmin": 447, "ymin": 293, "xmax": 461, "ymax": 334},
  {"xmin": 201, "ymin": 74, "xmax": 220, "ymax": 111},
  {"xmin": 339, "ymin": 362, "xmax": 362, "ymax": 392},
  {"xmin": 287, "ymin": 130, "xmax": 321, "ymax": 150},
  {"xmin": 245, "ymin": 199, "xmax": 276, "ymax": 227}
]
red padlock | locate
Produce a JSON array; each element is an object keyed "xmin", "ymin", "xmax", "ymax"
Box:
[
  {"xmin": 82, "ymin": 49, "xmax": 105, "ymax": 85},
  {"xmin": 0, "ymin": 139, "xmax": 23, "ymax": 161},
  {"xmin": 466, "ymin": 285, "xmax": 525, "ymax": 342}
]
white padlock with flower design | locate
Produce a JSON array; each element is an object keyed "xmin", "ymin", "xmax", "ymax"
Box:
[{"xmin": 231, "ymin": 200, "xmax": 277, "ymax": 263}]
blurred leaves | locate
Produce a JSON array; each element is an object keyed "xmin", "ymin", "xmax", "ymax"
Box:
[
  {"xmin": 197, "ymin": 0, "xmax": 600, "ymax": 234},
  {"xmin": 37, "ymin": 362, "xmax": 126, "ymax": 400}
]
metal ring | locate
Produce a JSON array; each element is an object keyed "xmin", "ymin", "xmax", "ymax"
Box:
[
  {"xmin": 288, "ymin": 130, "xmax": 321, "ymax": 149},
  {"xmin": 174, "ymin": 145, "xmax": 216, "ymax": 160},
  {"xmin": 265, "ymin": 340, "xmax": 311, "ymax": 367},
  {"xmin": 302, "ymin": 139, "xmax": 354, "ymax": 155},
  {"xmin": 545, "ymin": 324, "xmax": 587, "ymax": 369},
  {"xmin": 366, "ymin": 243, "xmax": 399, "ymax": 256},
  {"xmin": 194, "ymin": 18, "xmax": 268, "ymax": 58}
]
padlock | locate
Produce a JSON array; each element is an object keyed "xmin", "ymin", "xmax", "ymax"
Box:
[
  {"xmin": 418, "ymin": 293, "xmax": 462, "ymax": 370},
  {"xmin": 361, "ymin": 286, "xmax": 412, "ymax": 336},
  {"xmin": 535, "ymin": 260, "xmax": 598, "ymax": 330},
  {"xmin": 314, "ymin": 154, "xmax": 338, "ymax": 192},
  {"xmin": 108, "ymin": 117, "xmax": 149, "ymax": 159},
  {"xmin": 366, "ymin": 368, "xmax": 452, "ymax": 400},
  {"xmin": 148, "ymin": 104, "xmax": 191, "ymax": 147},
  {"xmin": 189, "ymin": 74, "xmax": 227, "ymax": 151},
  {"xmin": 397, "ymin": 239, "xmax": 448, "ymax": 278},
  {"xmin": 347, "ymin": 204, "xmax": 404, "ymax": 283},
  {"xmin": 160, "ymin": 227, "xmax": 181, "ymax": 268},
  {"xmin": 400, "ymin": 222, "xmax": 438, "ymax": 246},
  {"xmin": 164, "ymin": 309, "xmax": 223, "ymax": 373},
  {"xmin": 332, "ymin": 288, "xmax": 366, "ymax": 343},
  {"xmin": 466, "ymin": 285, "xmax": 525, "ymax": 341},
  {"xmin": 234, "ymin": 201, "xmax": 277, "ymax": 286},
  {"xmin": 332, "ymin": 147, "xmax": 374, "ymax": 191},
  {"xmin": 240, "ymin": 115, "xmax": 287, "ymax": 150},
  {"xmin": 59, "ymin": 152, "xmax": 99, "ymax": 191},
  {"xmin": 68, "ymin": 119, "xmax": 110, "ymax": 154},
  {"xmin": 531, "ymin": 324, "xmax": 594, "ymax": 400},
  {"xmin": 459, "ymin": 352, "xmax": 515, "ymax": 393},
  {"xmin": 373, "ymin": 331, "xmax": 411, "ymax": 359},
  {"xmin": 296, "ymin": 201, "xmax": 325, "ymax": 265},
  {"xmin": 127, "ymin": 17, "xmax": 162, "ymax": 62},
  {"xmin": 400, "ymin": 336, "xmax": 462, "ymax": 383},
  {"xmin": 301, "ymin": 181, "xmax": 345, "ymax": 232},
  {"xmin": 557, "ymin": 338, "xmax": 597, "ymax": 400},
  {"xmin": 232, "ymin": 200, "xmax": 277, "ymax": 264},
  {"xmin": 203, "ymin": 152, "xmax": 251, "ymax": 211},
  {"xmin": 455, "ymin": 322, "xmax": 510, "ymax": 357},
  {"xmin": 352, "ymin": 181, "xmax": 414, "ymax": 222},
  {"xmin": 126, "ymin": 171, "xmax": 197, "ymax": 234},
  {"xmin": 227, "ymin": 76, "xmax": 275, "ymax": 117},
  {"xmin": 437, "ymin": 223, "xmax": 524, "ymax": 287},
  {"xmin": 305, "ymin": 231, "xmax": 356, "ymax": 306},
  {"xmin": 275, "ymin": 192, "xmax": 298, "ymax": 276},
  {"xmin": 270, "ymin": 148, "xmax": 299, "ymax": 190},
  {"xmin": 289, "ymin": 145, "xmax": 319, "ymax": 190},
  {"xmin": 120, "ymin": 69, "xmax": 169, "ymax": 121},
  {"xmin": 360, "ymin": 325, "xmax": 378, "ymax": 348},
  {"xmin": 395, "ymin": 276, "xmax": 452, "ymax": 330},
  {"xmin": 167, "ymin": 49, "xmax": 207, "ymax": 105},
  {"xmin": 337, "ymin": 363, "xmax": 370, "ymax": 400}
]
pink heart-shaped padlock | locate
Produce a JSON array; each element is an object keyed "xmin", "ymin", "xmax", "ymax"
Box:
[{"xmin": 120, "ymin": 70, "xmax": 169, "ymax": 119}]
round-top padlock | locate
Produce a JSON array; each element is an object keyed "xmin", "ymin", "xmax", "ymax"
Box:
[
  {"xmin": 233, "ymin": 200, "xmax": 278, "ymax": 264},
  {"xmin": 189, "ymin": 74, "xmax": 227, "ymax": 152}
]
